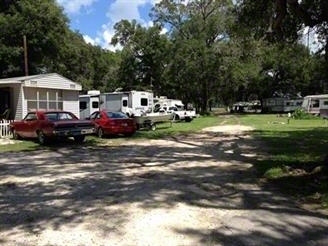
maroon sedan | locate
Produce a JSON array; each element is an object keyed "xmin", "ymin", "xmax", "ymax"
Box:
[
  {"xmin": 10, "ymin": 111, "xmax": 94, "ymax": 144},
  {"xmin": 88, "ymin": 110, "xmax": 137, "ymax": 138}
]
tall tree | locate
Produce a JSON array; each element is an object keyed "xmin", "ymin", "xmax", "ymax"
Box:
[
  {"xmin": 0, "ymin": 0, "xmax": 70, "ymax": 76},
  {"xmin": 112, "ymin": 20, "xmax": 170, "ymax": 94},
  {"xmin": 152, "ymin": 0, "xmax": 234, "ymax": 112}
]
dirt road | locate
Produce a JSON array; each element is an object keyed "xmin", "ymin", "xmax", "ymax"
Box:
[{"xmin": 1, "ymin": 126, "xmax": 328, "ymax": 245}]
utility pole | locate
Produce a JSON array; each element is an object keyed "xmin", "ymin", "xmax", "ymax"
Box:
[{"xmin": 23, "ymin": 35, "xmax": 29, "ymax": 76}]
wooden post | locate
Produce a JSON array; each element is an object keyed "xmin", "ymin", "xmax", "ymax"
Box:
[{"xmin": 23, "ymin": 35, "xmax": 28, "ymax": 76}]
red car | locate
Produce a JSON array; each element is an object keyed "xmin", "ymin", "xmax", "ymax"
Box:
[
  {"xmin": 88, "ymin": 110, "xmax": 137, "ymax": 138},
  {"xmin": 10, "ymin": 111, "xmax": 94, "ymax": 144}
]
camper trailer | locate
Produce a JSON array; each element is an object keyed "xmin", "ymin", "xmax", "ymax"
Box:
[
  {"xmin": 79, "ymin": 90, "xmax": 100, "ymax": 119},
  {"xmin": 302, "ymin": 94, "xmax": 328, "ymax": 117},
  {"xmin": 99, "ymin": 90, "xmax": 154, "ymax": 117},
  {"xmin": 262, "ymin": 97, "xmax": 303, "ymax": 113}
]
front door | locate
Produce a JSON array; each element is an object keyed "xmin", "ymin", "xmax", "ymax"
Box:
[{"xmin": 0, "ymin": 87, "xmax": 10, "ymax": 118}]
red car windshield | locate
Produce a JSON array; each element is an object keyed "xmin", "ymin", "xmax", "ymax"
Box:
[
  {"xmin": 45, "ymin": 112, "xmax": 77, "ymax": 121},
  {"xmin": 106, "ymin": 112, "xmax": 129, "ymax": 119}
]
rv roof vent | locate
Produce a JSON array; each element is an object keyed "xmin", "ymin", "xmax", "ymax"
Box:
[{"xmin": 87, "ymin": 90, "xmax": 100, "ymax": 95}]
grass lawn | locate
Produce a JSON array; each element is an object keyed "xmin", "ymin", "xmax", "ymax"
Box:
[{"xmin": 235, "ymin": 113, "xmax": 328, "ymax": 208}]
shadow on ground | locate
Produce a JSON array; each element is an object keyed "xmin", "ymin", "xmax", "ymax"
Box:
[{"xmin": 0, "ymin": 131, "xmax": 328, "ymax": 245}]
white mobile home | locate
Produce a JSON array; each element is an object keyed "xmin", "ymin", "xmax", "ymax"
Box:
[
  {"xmin": 100, "ymin": 90, "xmax": 154, "ymax": 117},
  {"xmin": 262, "ymin": 97, "xmax": 303, "ymax": 113},
  {"xmin": 0, "ymin": 73, "xmax": 82, "ymax": 120},
  {"xmin": 302, "ymin": 94, "xmax": 328, "ymax": 116}
]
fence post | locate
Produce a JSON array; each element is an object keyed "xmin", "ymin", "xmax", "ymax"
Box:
[{"xmin": 0, "ymin": 119, "xmax": 13, "ymax": 138}]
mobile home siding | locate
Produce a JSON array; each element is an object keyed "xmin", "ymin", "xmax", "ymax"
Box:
[
  {"xmin": 13, "ymin": 85, "xmax": 23, "ymax": 120},
  {"xmin": 0, "ymin": 73, "xmax": 82, "ymax": 120},
  {"xmin": 23, "ymin": 74, "xmax": 82, "ymax": 91}
]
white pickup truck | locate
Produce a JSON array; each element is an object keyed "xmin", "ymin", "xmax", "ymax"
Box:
[
  {"xmin": 167, "ymin": 106, "xmax": 196, "ymax": 122},
  {"xmin": 153, "ymin": 97, "xmax": 197, "ymax": 122}
]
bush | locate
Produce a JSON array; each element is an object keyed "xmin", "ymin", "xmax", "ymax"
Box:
[{"xmin": 292, "ymin": 108, "xmax": 317, "ymax": 119}]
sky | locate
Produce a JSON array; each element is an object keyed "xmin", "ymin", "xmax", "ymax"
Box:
[
  {"xmin": 56, "ymin": 0, "xmax": 321, "ymax": 53},
  {"xmin": 56, "ymin": 0, "xmax": 162, "ymax": 51}
]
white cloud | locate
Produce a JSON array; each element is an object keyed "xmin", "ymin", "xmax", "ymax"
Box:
[
  {"xmin": 58, "ymin": 0, "xmax": 165, "ymax": 50},
  {"xmin": 57, "ymin": 0, "xmax": 98, "ymax": 14},
  {"xmin": 95, "ymin": 0, "xmax": 163, "ymax": 50},
  {"xmin": 83, "ymin": 35, "xmax": 96, "ymax": 45}
]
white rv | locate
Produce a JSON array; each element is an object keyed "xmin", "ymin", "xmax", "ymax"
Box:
[
  {"xmin": 262, "ymin": 97, "xmax": 303, "ymax": 113},
  {"xmin": 79, "ymin": 90, "xmax": 100, "ymax": 119},
  {"xmin": 100, "ymin": 90, "xmax": 154, "ymax": 117},
  {"xmin": 302, "ymin": 94, "xmax": 328, "ymax": 116}
]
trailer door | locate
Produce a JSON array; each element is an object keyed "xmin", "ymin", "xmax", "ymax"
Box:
[
  {"xmin": 79, "ymin": 97, "xmax": 90, "ymax": 119},
  {"xmin": 121, "ymin": 94, "xmax": 129, "ymax": 114},
  {"xmin": 90, "ymin": 96, "xmax": 100, "ymax": 115}
]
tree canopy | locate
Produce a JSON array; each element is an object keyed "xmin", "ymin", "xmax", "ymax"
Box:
[{"xmin": 1, "ymin": 0, "xmax": 327, "ymax": 112}]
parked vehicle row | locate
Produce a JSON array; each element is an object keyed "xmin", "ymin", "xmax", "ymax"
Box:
[{"xmin": 10, "ymin": 109, "xmax": 138, "ymax": 145}]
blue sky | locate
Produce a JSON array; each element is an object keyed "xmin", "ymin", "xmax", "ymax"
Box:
[
  {"xmin": 56, "ymin": 0, "xmax": 162, "ymax": 50},
  {"xmin": 56, "ymin": 0, "xmax": 321, "ymax": 53}
]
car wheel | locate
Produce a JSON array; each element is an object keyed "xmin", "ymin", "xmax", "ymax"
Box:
[
  {"xmin": 74, "ymin": 135, "xmax": 85, "ymax": 143},
  {"xmin": 174, "ymin": 114, "xmax": 180, "ymax": 121},
  {"xmin": 12, "ymin": 129, "xmax": 21, "ymax": 140},
  {"xmin": 185, "ymin": 117, "xmax": 193, "ymax": 122},
  {"xmin": 97, "ymin": 128, "xmax": 104, "ymax": 138},
  {"xmin": 37, "ymin": 131, "xmax": 47, "ymax": 145},
  {"xmin": 124, "ymin": 132, "xmax": 134, "ymax": 137}
]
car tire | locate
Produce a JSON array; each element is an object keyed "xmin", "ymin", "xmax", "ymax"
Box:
[
  {"xmin": 12, "ymin": 129, "xmax": 21, "ymax": 140},
  {"xmin": 74, "ymin": 135, "xmax": 85, "ymax": 143},
  {"xmin": 37, "ymin": 131, "xmax": 47, "ymax": 145},
  {"xmin": 124, "ymin": 132, "xmax": 134, "ymax": 137},
  {"xmin": 97, "ymin": 128, "xmax": 104, "ymax": 138},
  {"xmin": 185, "ymin": 117, "xmax": 193, "ymax": 122}
]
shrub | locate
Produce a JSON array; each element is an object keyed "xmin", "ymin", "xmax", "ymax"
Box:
[{"xmin": 292, "ymin": 108, "xmax": 317, "ymax": 119}]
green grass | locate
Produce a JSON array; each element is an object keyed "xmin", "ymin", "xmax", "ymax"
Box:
[
  {"xmin": 0, "ymin": 140, "xmax": 41, "ymax": 152},
  {"xmin": 237, "ymin": 114, "xmax": 328, "ymax": 208},
  {"xmin": 134, "ymin": 116, "xmax": 222, "ymax": 139}
]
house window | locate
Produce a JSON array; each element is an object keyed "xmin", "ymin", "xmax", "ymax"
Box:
[
  {"xmin": 26, "ymin": 88, "xmax": 63, "ymax": 111},
  {"xmin": 311, "ymin": 100, "xmax": 320, "ymax": 108}
]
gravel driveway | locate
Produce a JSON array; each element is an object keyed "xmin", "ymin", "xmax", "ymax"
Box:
[{"xmin": 1, "ymin": 125, "xmax": 328, "ymax": 245}]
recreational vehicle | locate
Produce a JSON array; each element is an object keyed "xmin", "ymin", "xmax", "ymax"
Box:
[
  {"xmin": 99, "ymin": 90, "xmax": 154, "ymax": 117},
  {"xmin": 79, "ymin": 90, "xmax": 100, "ymax": 119},
  {"xmin": 302, "ymin": 94, "xmax": 328, "ymax": 117},
  {"xmin": 79, "ymin": 90, "xmax": 154, "ymax": 118},
  {"xmin": 262, "ymin": 97, "xmax": 303, "ymax": 113}
]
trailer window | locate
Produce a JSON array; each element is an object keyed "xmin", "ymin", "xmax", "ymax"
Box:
[
  {"xmin": 122, "ymin": 99, "xmax": 128, "ymax": 107},
  {"xmin": 80, "ymin": 101, "xmax": 87, "ymax": 110},
  {"xmin": 311, "ymin": 100, "xmax": 320, "ymax": 108},
  {"xmin": 92, "ymin": 101, "xmax": 99, "ymax": 108},
  {"xmin": 141, "ymin": 98, "xmax": 148, "ymax": 106},
  {"xmin": 324, "ymin": 101, "xmax": 328, "ymax": 106}
]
